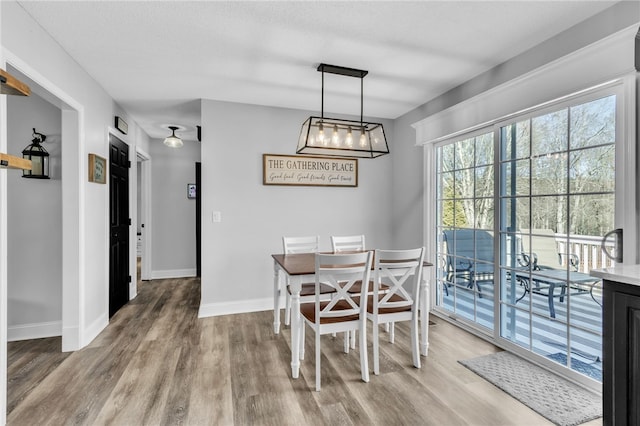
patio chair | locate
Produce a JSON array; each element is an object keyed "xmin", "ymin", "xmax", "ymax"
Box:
[
  {"xmin": 442, "ymin": 229, "xmax": 494, "ymax": 296},
  {"xmin": 520, "ymin": 228, "xmax": 579, "ymax": 271}
]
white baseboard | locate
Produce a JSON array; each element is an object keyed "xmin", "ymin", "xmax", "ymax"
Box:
[
  {"xmin": 83, "ymin": 312, "xmax": 108, "ymax": 348},
  {"xmin": 8, "ymin": 320, "xmax": 62, "ymax": 342},
  {"xmin": 151, "ymin": 268, "xmax": 197, "ymax": 279},
  {"xmin": 198, "ymin": 297, "xmax": 275, "ymax": 318},
  {"xmin": 62, "ymin": 325, "xmax": 80, "ymax": 352}
]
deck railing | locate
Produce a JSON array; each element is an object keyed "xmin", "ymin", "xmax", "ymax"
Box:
[{"xmin": 556, "ymin": 233, "xmax": 614, "ymax": 273}]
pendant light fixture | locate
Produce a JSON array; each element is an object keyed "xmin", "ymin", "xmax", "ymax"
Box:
[
  {"xmin": 296, "ymin": 63, "xmax": 389, "ymax": 159},
  {"xmin": 164, "ymin": 126, "xmax": 183, "ymax": 148},
  {"xmin": 22, "ymin": 128, "xmax": 50, "ymax": 179}
]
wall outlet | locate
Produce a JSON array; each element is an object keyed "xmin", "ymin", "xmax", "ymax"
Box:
[{"xmin": 212, "ymin": 211, "xmax": 222, "ymax": 223}]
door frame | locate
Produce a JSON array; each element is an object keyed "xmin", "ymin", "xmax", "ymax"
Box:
[
  {"xmin": 1, "ymin": 51, "xmax": 84, "ymax": 424},
  {"xmin": 136, "ymin": 147, "xmax": 152, "ymax": 282}
]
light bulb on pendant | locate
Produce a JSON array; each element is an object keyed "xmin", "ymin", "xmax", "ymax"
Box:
[
  {"xmin": 359, "ymin": 127, "xmax": 367, "ymax": 147},
  {"xmin": 332, "ymin": 125, "xmax": 340, "ymax": 146},
  {"xmin": 317, "ymin": 122, "xmax": 325, "ymax": 145},
  {"xmin": 345, "ymin": 127, "xmax": 353, "ymax": 147}
]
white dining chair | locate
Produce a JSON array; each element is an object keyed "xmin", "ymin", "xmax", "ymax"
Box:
[
  {"xmin": 331, "ymin": 234, "xmax": 366, "ymax": 252},
  {"xmin": 367, "ymin": 247, "xmax": 425, "ymax": 375},
  {"xmin": 331, "ymin": 235, "xmax": 367, "ymax": 348},
  {"xmin": 282, "ymin": 236, "xmax": 335, "ymax": 326},
  {"xmin": 299, "ymin": 251, "xmax": 373, "ymax": 391}
]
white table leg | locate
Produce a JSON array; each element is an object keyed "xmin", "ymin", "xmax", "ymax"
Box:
[
  {"xmin": 273, "ymin": 261, "xmax": 282, "ymax": 334},
  {"xmin": 420, "ymin": 277, "xmax": 429, "ymax": 356},
  {"xmin": 290, "ymin": 277, "xmax": 302, "ymax": 378}
]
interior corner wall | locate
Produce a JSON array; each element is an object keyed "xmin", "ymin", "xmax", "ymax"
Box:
[
  {"xmin": 149, "ymin": 138, "xmax": 200, "ymax": 278},
  {"xmin": 199, "ymin": 100, "xmax": 394, "ymax": 316},
  {"xmin": 7, "ymin": 93, "xmax": 62, "ymax": 339}
]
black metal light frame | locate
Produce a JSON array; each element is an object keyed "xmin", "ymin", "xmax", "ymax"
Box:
[{"xmin": 296, "ymin": 63, "xmax": 389, "ymax": 159}]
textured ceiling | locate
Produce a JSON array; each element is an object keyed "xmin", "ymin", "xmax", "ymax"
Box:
[{"xmin": 16, "ymin": 1, "xmax": 620, "ymax": 141}]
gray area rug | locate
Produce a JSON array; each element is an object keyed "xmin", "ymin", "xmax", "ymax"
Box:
[{"xmin": 459, "ymin": 351, "xmax": 602, "ymax": 426}]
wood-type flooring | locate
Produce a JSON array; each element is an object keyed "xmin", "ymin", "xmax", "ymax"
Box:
[{"xmin": 7, "ymin": 277, "xmax": 602, "ymax": 425}]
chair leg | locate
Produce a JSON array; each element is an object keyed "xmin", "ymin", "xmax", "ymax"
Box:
[
  {"xmin": 411, "ymin": 317, "xmax": 421, "ymax": 369},
  {"xmin": 373, "ymin": 319, "xmax": 380, "ymax": 375},
  {"xmin": 350, "ymin": 329, "xmax": 356, "ymax": 349},
  {"xmin": 300, "ymin": 321, "xmax": 305, "ymax": 360},
  {"xmin": 359, "ymin": 321, "xmax": 369, "ymax": 383},
  {"xmin": 384, "ymin": 323, "xmax": 390, "ymax": 333},
  {"xmin": 284, "ymin": 292, "xmax": 291, "ymax": 326},
  {"xmin": 389, "ymin": 322, "xmax": 395, "ymax": 344},
  {"xmin": 315, "ymin": 331, "xmax": 321, "ymax": 391}
]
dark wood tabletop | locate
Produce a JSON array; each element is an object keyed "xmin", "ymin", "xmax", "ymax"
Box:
[{"xmin": 272, "ymin": 252, "xmax": 433, "ymax": 276}]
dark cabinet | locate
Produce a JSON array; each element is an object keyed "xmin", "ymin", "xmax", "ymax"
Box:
[{"xmin": 603, "ymin": 279, "xmax": 640, "ymax": 425}]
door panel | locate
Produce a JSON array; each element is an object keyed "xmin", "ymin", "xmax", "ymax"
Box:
[{"xmin": 109, "ymin": 134, "xmax": 130, "ymax": 317}]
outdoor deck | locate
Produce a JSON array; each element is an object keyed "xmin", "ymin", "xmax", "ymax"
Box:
[{"xmin": 438, "ymin": 279, "xmax": 603, "ymax": 381}]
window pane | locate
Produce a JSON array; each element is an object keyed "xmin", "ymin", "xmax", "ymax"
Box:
[
  {"xmin": 570, "ymin": 95, "xmax": 616, "ymax": 149},
  {"xmin": 531, "ymin": 196, "xmax": 567, "ymax": 234},
  {"xmin": 569, "ymin": 193, "xmax": 615, "ymax": 236},
  {"xmin": 503, "ymin": 160, "xmax": 530, "ymax": 196},
  {"xmin": 475, "ymin": 165, "xmax": 494, "ymax": 198},
  {"xmin": 501, "ymin": 120, "xmax": 530, "ymax": 161},
  {"xmin": 501, "ymin": 197, "xmax": 531, "ymax": 232},
  {"xmin": 476, "ymin": 133, "xmax": 494, "ymax": 166},
  {"xmin": 475, "ymin": 198, "xmax": 493, "ymax": 229},
  {"xmin": 532, "ymin": 154, "xmax": 567, "ymax": 195},
  {"xmin": 456, "ymin": 169, "xmax": 474, "ymax": 199},
  {"xmin": 441, "ymin": 144, "xmax": 455, "ymax": 172},
  {"xmin": 532, "ymin": 110, "xmax": 568, "ymax": 156},
  {"xmin": 569, "ymin": 146, "xmax": 615, "ymax": 193},
  {"xmin": 455, "ymin": 137, "xmax": 474, "ymax": 170}
]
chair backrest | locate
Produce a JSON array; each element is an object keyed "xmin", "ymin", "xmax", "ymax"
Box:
[
  {"xmin": 331, "ymin": 235, "xmax": 365, "ymax": 252},
  {"xmin": 442, "ymin": 229, "xmax": 493, "ymax": 272},
  {"xmin": 314, "ymin": 252, "xmax": 373, "ymax": 322},
  {"xmin": 521, "ymin": 228, "xmax": 562, "ymax": 268},
  {"xmin": 373, "ymin": 247, "xmax": 425, "ymax": 313},
  {"xmin": 282, "ymin": 235, "xmax": 319, "ymax": 254}
]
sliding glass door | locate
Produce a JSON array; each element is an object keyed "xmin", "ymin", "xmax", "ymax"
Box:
[{"xmin": 435, "ymin": 85, "xmax": 623, "ymax": 382}]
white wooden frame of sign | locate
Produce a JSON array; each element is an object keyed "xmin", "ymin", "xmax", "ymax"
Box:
[{"xmin": 263, "ymin": 154, "xmax": 358, "ymax": 187}]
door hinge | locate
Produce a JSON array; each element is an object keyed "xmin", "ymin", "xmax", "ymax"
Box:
[
  {"xmin": 128, "ymin": 160, "xmax": 132, "ymax": 168},
  {"xmin": 128, "ymin": 218, "xmax": 132, "ymax": 226},
  {"xmin": 128, "ymin": 275, "xmax": 132, "ymax": 283}
]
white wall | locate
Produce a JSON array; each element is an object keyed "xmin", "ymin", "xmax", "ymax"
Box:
[
  {"xmin": 2, "ymin": 0, "xmax": 151, "ymax": 350},
  {"xmin": 199, "ymin": 100, "xmax": 394, "ymax": 316},
  {"xmin": 150, "ymin": 138, "xmax": 200, "ymax": 278},
  {"xmin": 7, "ymin": 92, "xmax": 62, "ymax": 340}
]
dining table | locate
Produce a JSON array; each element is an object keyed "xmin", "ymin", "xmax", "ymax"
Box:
[{"xmin": 272, "ymin": 251, "xmax": 433, "ymax": 379}]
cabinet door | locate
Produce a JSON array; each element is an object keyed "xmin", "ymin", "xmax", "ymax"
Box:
[{"xmin": 606, "ymin": 287, "xmax": 640, "ymax": 425}]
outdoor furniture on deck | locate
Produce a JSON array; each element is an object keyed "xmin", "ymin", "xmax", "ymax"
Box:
[{"xmin": 513, "ymin": 269, "xmax": 601, "ymax": 318}]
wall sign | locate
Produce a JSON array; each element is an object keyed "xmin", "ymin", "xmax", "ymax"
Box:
[
  {"xmin": 263, "ymin": 154, "xmax": 357, "ymax": 187},
  {"xmin": 88, "ymin": 153, "xmax": 106, "ymax": 184},
  {"xmin": 115, "ymin": 116, "xmax": 128, "ymax": 135}
]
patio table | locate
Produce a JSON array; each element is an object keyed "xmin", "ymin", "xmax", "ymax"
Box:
[{"xmin": 514, "ymin": 269, "xmax": 601, "ymax": 318}]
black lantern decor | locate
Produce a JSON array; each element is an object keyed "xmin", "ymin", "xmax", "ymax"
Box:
[{"xmin": 22, "ymin": 128, "xmax": 50, "ymax": 179}]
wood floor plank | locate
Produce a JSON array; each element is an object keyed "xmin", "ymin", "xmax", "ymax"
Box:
[{"xmin": 6, "ymin": 277, "xmax": 601, "ymax": 425}]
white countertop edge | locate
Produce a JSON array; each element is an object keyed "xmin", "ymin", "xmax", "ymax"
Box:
[{"xmin": 590, "ymin": 264, "xmax": 640, "ymax": 287}]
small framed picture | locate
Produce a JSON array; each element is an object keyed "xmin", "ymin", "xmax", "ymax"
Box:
[
  {"xmin": 187, "ymin": 183, "xmax": 197, "ymax": 199},
  {"xmin": 88, "ymin": 153, "xmax": 106, "ymax": 184}
]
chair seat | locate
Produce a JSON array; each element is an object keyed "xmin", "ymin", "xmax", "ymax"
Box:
[
  {"xmin": 288, "ymin": 282, "xmax": 336, "ymax": 296},
  {"xmin": 366, "ymin": 293, "xmax": 412, "ymax": 314},
  {"xmin": 300, "ymin": 299, "xmax": 361, "ymax": 324}
]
